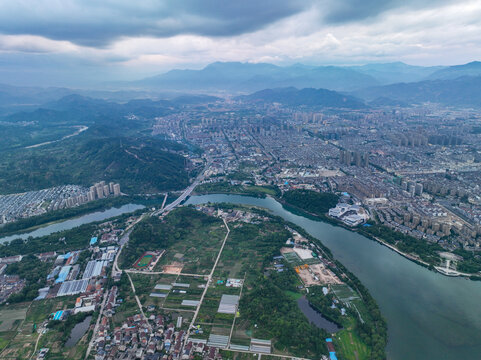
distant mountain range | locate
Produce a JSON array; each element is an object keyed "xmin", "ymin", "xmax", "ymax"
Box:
[
  {"xmin": 130, "ymin": 61, "xmax": 380, "ymax": 92},
  {"xmin": 426, "ymin": 61, "xmax": 481, "ymax": 80},
  {"xmin": 349, "ymin": 62, "xmax": 444, "ymax": 84},
  {"xmin": 354, "ymin": 75, "xmax": 481, "ymax": 108},
  {"xmin": 2, "ymin": 60, "xmax": 481, "ymax": 110},
  {"xmin": 128, "ymin": 61, "xmax": 470, "ymax": 93}
]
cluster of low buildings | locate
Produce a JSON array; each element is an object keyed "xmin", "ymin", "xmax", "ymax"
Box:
[
  {"xmin": 0, "ymin": 181, "xmax": 122, "ymax": 225},
  {"xmin": 0, "ymin": 274, "xmax": 25, "ymax": 303},
  {"xmin": 0, "ymin": 185, "xmax": 88, "ymax": 224},
  {"xmin": 0, "ymin": 255, "xmax": 25, "ymax": 303},
  {"xmin": 92, "ymin": 297, "xmax": 223, "ymax": 360}
]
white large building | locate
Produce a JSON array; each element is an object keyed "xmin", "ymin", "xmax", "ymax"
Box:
[{"xmin": 329, "ymin": 203, "xmax": 369, "ymax": 226}]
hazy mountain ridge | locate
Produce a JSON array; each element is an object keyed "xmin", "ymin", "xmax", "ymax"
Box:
[
  {"xmin": 0, "ymin": 60, "xmax": 480, "ymax": 110},
  {"xmin": 130, "ymin": 61, "xmax": 463, "ymax": 93},
  {"xmin": 350, "ymin": 62, "xmax": 443, "ymax": 84},
  {"xmin": 426, "ymin": 61, "xmax": 481, "ymax": 80},
  {"xmin": 133, "ymin": 61, "xmax": 382, "ymax": 92},
  {"xmin": 354, "ymin": 76, "xmax": 481, "ymax": 107},
  {"xmin": 237, "ymin": 87, "xmax": 367, "ymax": 109}
]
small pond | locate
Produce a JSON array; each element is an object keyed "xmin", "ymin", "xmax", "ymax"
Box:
[
  {"xmin": 65, "ymin": 315, "xmax": 92, "ymax": 348},
  {"xmin": 297, "ymin": 296, "xmax": 341, "ymax": 333}
]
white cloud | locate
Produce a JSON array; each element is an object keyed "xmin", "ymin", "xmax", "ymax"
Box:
[
  {"xmin": 0, "ymin": 35, "xmax": 79, "ymax": 54},
  {"xmin": 1, "ymin": 0, "xmax": 481, "ymax": 84}
]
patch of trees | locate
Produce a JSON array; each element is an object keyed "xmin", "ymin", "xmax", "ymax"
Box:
[
  {"xmin": 47, "ymin": 311, "xmax": 93, "ymax": 344},
  {"xmin": 282, "ymin": 190, "xmax": 339, "ymax": 217},
  {"xmin": 6, "ymin": 254, "xmax": 51, "ymax": 303},
  {"xmin": 268, "ymin": 265, "xmax": 300, "ymax": 292},
  {"xmin": 454, "ymin": 248, "xmax": 481, "ymax": 273},
  {"xmin": 307, "ymin": 287, "xmax": 344, "ymax": 326},
  {"xmin": 0, "ymin": 223, "xmax": 96, "ymax": 257},
  {"xmin": 361, "ymin": 224, "xmax": 442, "ymax": 264},
  {"xmin": 240, "ymin": 275, "xmax": 328, "ymax": 358},
  {"xmin": 331, "ymin": 261, "xmax": 388, "ymax": 360},
  {"xmin": 120, "ymin": 207, "xmax": 220, "ymax": 267}
]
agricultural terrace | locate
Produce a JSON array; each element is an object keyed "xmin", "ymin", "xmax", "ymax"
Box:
[
  {"xmin": 192, "ymin": 205, "xmax": 332, "ymax": 359},
  {"xmin": 0, "ymin": 296, "xmax": 84, "ymax": 359}
]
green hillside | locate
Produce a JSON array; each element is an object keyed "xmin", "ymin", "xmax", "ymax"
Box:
[{"xmin": 0, "ymin": 136, "xmax": 190, "ymax": 195}]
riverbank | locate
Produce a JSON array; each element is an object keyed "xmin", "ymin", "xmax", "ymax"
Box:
[
  {"xmin": 0, "ymin": 196, "xmax": 134, "ymax": 238},
  {"xmin": 193, "ymin": 182, "xmax": 280, "ymax": 198},
  {"xmin": 0, "ymin": 192, "xmax": 177, "ymax": 240},
  {"xmin": 194, "ymin": 185, "xmax": 481, "ymax": 280},
  {"xmin": 186, "ymin": 194, "xmax": 481, "ymax": 360},
  {"xmin": 0, "ymin": 203, "xmax": 145, "ymax": 247},
  {"xmin": 280, "ymin": 196, "xmax": 481, "ymax": 280}
]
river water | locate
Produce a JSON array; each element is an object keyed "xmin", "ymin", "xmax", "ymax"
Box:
[
  {"xmin": 0, "ymin": 203, "xmax": 144, "ymax": 244},
  {"xmin": 186, "ymin": 194, "xmax": 481, "ymax": 360}
]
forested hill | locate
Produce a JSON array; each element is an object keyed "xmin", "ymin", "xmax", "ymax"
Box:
[
  {"xmin": 0, "ymin": 136, "xmax": 190, "ymax": 195},
  {"xmin": 237, "ymin": 87, "xmax": 367, "ymax": 109}
]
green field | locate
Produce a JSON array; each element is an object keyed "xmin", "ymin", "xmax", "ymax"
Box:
[
  {"xmin": 282, "ymin": 251, "xmax": 304, "ymax": 266},
  {"xmin": 0, "ymin": 306, "xmax": 28, "ymax": 332},
  {"xmin": 196, "ymin": 281, "xmax": 240, "ymax": 329},
  {"xmin": 334, "ymin": 318, "xmax": 370, "ymax": 360},
  {"xmin": 154, "ymin": 219, "xmax": 226, "ymax": 275},
  {"xmin": 120, "ymin": 207, "xmax": 226, "ymax": 272},
  {"xmin": 219, "ymin": 350, "xmax": 258, "ymax": 360},
  {"xmin": 0, "ymin": 296, "xmax": 78, "ymax": 359},
  {"xmin": 331, "ymin": 284, "xmax": 360, "ymax": 303}
]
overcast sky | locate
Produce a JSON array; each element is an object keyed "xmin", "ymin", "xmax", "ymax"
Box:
[{"xmin": 1, "ymin": 0, "xmax": 480, "ymax": 86}]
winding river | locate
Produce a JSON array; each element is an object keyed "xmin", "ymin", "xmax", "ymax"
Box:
[
  {"xmin": 0, "ymin": 203, "xmax": 144, "ymax": 244},
  {"xmin": 186, "ymin": 194, "xmax": 481, "ymax": 360}
]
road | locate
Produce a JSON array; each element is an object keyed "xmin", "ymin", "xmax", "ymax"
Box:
[
  {"xmin": 30, "ymin": 329, "xmax": 43, "ymax": 360},
  {"xmin": 86, "ymin": 161, "xmax": 210, "ymax": 357},
  {"xmin": 126, "ymin": 271, "xmax": 152, "ymax": 332},
  {"xmin": 124, "ymin": 269, "xmax": 206, "ymax": 277},
  {"xmin": 183, "ymin": 218, "xmax": 230, "ymax": 347},
  {"xmin": 26, "ymin": 125, "xmax": 89, "ymax": 149},
  {"xmin": 113, "ymin": 212, "xmax": 148, "ymax": 274},
  {"xmin": 152, "ymin": 160, "xmax": 210, "ymax": 216},
  {"xmin": 86, "ymin": 214, "xmax": 145, "ymax": 358},
  {"xmin": 153, "ymin": 180, "xmax": 198, "ymax": 215},
  {"xmin": 227, "ymin": 272, "xmax": 246, "ymax": 348},
  {"xmin": 160, "ymin": 193, "xmax": 168, "ymax": 210},
  {"xmin": 84, "ymin": 290, "xmax": 108, "ymax": 359}
]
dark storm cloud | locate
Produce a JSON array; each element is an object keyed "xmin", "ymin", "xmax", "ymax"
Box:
[
  {"xmin": 321, "ymin": 0, "xmax": 455, "ymax": 23},
  {"xmin": 0, "ymin": 0, "xmax": 309, "ymax": 47}
]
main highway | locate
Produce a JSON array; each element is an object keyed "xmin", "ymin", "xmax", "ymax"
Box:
[{"xmin": 152, "ymin": 160, "xmax": 210, "ymax": 216}]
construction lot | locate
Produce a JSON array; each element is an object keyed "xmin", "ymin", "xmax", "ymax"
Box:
[{"xmin": 281, "ymin": 247, "xmax": 341, "ymax": 286}]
